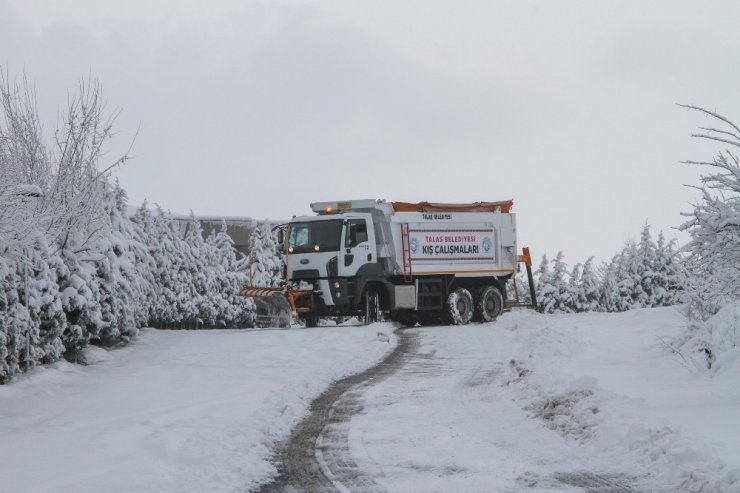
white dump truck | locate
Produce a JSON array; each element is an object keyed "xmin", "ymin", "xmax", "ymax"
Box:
[{"xmin": 251, "ymin": 199, "xmax": 535, "ymax": 327}]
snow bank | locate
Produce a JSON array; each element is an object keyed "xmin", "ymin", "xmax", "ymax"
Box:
[
  {"xmin": 0, "ymin": 323, "xmax": 397, "ymax": 493},
  {"xmin": 497, "ymin": 307, "xmax": 740, "ymax": 491},
  {"xmin": 706, "ymin": 301, "xmax": 740, "ymax": 372}
]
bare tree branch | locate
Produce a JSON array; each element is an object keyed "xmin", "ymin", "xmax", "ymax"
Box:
[{"xmin": 678, "ymin": 103, "xmax": 740, "ymax": 136}]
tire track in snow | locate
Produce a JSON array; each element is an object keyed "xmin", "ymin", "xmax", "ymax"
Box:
[{"xmin": 257, "ymin": 329, "xmax": 418, "ymax": 493}]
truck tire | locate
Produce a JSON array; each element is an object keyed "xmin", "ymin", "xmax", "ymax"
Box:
[
  {"xmin": 446, "ymin": 287, "xmax": 474, "ymax": 325},
  {"xmin": 304, "ymin": 314, "xmax": 320, "ymax": 328},
  {"xmin": 364, "ymin": 289, "xmax": 380, "ymax": 325},
  {"xmin": 476, "ymin": 285, "xmax": 504, "ymax": 322}
]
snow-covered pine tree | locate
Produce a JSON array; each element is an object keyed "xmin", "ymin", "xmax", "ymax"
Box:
[
  {"xmin": 634, "ymin": 223, "xmax": 658, "ymax": 307},
  {"xmin": 137, "ymin": 205, "xmax": 182, "ymax": 325},
  {"xmin": 599, "ymin": 254, "xmax": 621, "ymax": 312},
  {"xmin": 579, "ymin": 256, "xmax": 601, "ymax": 312},
  {"xmin": 0, "ymin": 257, "xmax": 20, "ymax": 382},
  {"xmin": 652, "ymin": 231, "xmax": 681, "ymax": 307},
  {"xmin": 536, "ymin": 252, "xmax": 570, "ymax": 313},
  {"xmin": 614, "ymin": 241, "xmax": 642, "ymax": 312},
  {"xmin": 249, "ymin": 220, "xmax": 282, "ymax": 288},
  {"xmin": 182, "ymin": 212, "xmax": 211, "ymax": 326},
  {"xmin": 535, "ymin": 254, "xmax": 552, "ymax": 313},
  {"xmin": 92, "ymin": 182, "xmax": 155, "ymax": 346},
  {"xmin": 565, "ymin": 262, "xmax": 583, "ymax": 313},
  {"xmin": 208, "ymin": 221, "xmax": 255, "ymax": 327},
  {"xmin": 551, "ymin": 252, "xmax": 571, "ymax": 313},
  {"xmin": 57, "ymin": 248, "xmax": 104, "ymax": 362},
  {"xmin": 25, "ymin": 244, "xmax": 66, "ymax": 364}
]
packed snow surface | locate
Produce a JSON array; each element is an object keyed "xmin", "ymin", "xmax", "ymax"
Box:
[
  {"xmin": 2, "ymin": 307, "xmax": 739, "ymax": 492},
  {"xmin": 0, "ymin": 324, "xmax": 397, "ymax": 492},
  {"xmin": 350, "ymin": 307, "xmax": 740, "ymax": 492}
]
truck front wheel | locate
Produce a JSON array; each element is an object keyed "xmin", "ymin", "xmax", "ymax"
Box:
[
  {"xmin": 446, "ymin": 287, "xmax": 474, "ymax": 325},
  {"xmin": 364, "ymin": 289, "xmax": 381, "ymax": 325},
  {"xmin": 476, "ymin": 285, "xmax": 504, "ymax": 322}
]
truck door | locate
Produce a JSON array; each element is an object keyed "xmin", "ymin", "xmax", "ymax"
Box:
[{"xmin": 339, "ymin": 216, "xmax": 377, "ymax": 277}]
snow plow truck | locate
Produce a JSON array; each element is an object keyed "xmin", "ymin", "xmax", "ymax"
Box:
[{"xmin": 239, "ymin": 199, "xmax": 536, "ymax": 327}]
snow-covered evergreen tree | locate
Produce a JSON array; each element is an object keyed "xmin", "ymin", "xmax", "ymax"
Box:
[
  {"xmin": 25, "ymin": 245, "xmax": 66, "ymax": 364},
  {"xmin": 249, "ymin": 220, "xmax": 282, "ymax": 288},
  {"xmin": 136, "ymin": 205, "xmax": 182, "ymax": 325},
  {"xmin": 565, "ymin": 263, "xmax": 583, "ymax": 313},
  {"xmin": 207, "ymin": 222, "xmax": 255, "ymax": 327},
  {"xmin": 535, "ymin": 254, "xmax": 551, "ymax": 313},
  {"xmin": 536, "ymin": 252, "xmax": 571, "ymax": 313},
  {"xmin": 183, "ymin": 212, "xmax": 214, "ymax": 325},
  {"xmin": 652, "ymin": 232, "xmax": 681, "ymax": 307},
  {"xmin": 598, "ymin": 254, "xmax": 621, "ymax": 312},
  {"xmin": 634, "ymin": 223, "xmax": 658, "ymax": 307}
]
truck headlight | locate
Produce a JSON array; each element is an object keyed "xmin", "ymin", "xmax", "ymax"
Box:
[{"xmin": 333, "ymin": 281, "xmax": 340, "ymax": 289}]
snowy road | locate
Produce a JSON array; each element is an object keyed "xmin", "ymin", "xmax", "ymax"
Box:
[
  {"xmin": 0, "ymin": 324, "xmax": 397, "ymax": 493},
  {"xmin": 2, "ymin": 308, "xmax": 739, "ymax": 492}
]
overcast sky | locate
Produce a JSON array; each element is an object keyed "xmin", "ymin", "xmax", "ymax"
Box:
[{"xmin": 2, "ymin": 0, "xmax": 739, "ymax": 264}]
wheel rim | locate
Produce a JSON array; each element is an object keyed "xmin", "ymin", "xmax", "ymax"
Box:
[
  {"xmin": 485, "ymin": 296, "xmax": 496, "ymax": 314},
  {"xmin": 458, "ymin": 298, "xmax": 469, "ymax": 315},
  {"xmin": 481, "ymin": 287, "xmax": 501, "ymax": 320}
]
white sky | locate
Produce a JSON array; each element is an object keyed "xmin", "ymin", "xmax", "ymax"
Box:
[{"xmin": 2, "ymin": 0, "xmax": 739, "ymax": 265}]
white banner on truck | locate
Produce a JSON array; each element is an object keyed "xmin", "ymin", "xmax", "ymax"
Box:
[{"xmin": 408, "ymin": 228, "xmax": 496, "ymax": 262}]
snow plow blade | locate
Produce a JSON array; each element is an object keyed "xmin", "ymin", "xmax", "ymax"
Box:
[
  {"xmin": 237, "ymin": 287, "xmax": 291, "ymax": 328},
  {"xmin": 237, "ymin": 286, "xmax": 313, "ymax": 312},
  {"xmin": 237, "ymin": 286, "xmax": 316, "ymax": 326},
  {"xmin": 238, "ymin": 286, "xmax": 285, "ymax": 297}
]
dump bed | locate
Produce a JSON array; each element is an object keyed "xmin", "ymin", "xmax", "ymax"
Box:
[
  {"xmin": 388, "ymin": 201, "xmax": 517, "ymax": 278},
  {"xmin": 307, "ymin": 199, "xmax": 518, "ymax": 279}
]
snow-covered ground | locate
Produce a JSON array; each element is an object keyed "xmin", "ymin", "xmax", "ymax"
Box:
[
  {"xmin": 350, "ymin": 307, "xmax": 740, "ymax": 492},
  {"xmin": 2, "ymin": 307, "xmax": 739, "ymax": 492},
  {"xmin": 0, "ymin": 324, "xmax": 397, "ymax": 493}
]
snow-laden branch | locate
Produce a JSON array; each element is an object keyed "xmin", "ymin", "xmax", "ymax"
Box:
[{"xmin": 0, "ymin": 70, "xmax": 134, "ymax": 257}]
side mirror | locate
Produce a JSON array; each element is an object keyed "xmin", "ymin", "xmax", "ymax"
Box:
[{"xmin": 277, "ymin": 229, "xmax": 284, "ymax": 246}]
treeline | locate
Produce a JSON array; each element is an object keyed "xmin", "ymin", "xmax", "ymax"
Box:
[
  {"xmin": 513, "ymin": 106, "xmax": 740, "ymax": 370},
  {"xmin": 0, "ymin": 75, "xmax": 282, "ymax": 383},
  {"xmin": 510, "ymin": 223, "xmax": 682, "ymax": 314},
  {"xmin": 0, "ymin": 176, "xmax": 287, "ymax": 383}
]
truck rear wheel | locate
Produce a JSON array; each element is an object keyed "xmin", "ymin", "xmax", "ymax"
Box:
[
  {"xmin": 303, "ymin": 314, "xmax": 320, "ymax": 328},
  {"xmin": 476, "ymin": 285, "xmax": 504, "ymax": 322},
  {"xmin": 446, "ymin": 287, "xmax": 474, "ymax": 325}
]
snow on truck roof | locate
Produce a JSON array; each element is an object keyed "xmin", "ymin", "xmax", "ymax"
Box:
[
  {"xmin": 311, "ymin": 199, "xmax": 514, "ymax": 214},
  {"xmin": 391, "ymin": 200, "xmax": 513, "ymax": 213}
]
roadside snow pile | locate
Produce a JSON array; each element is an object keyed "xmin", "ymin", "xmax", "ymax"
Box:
[
  {"xmin": 704, "ymin": 301, "xmax": 740, "ymax": 372},
  {"xmin": 497, "ymin": 308, "xmax": 740, "ymax": 492},
  {"xmin": 0, "ymin": 323, "xmax": 397, "ymax": 493}
]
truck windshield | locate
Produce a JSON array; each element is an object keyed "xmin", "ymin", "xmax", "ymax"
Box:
[{"xmin": 288, "ymin": 220, "xmax": 343, "ymax": 254}]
